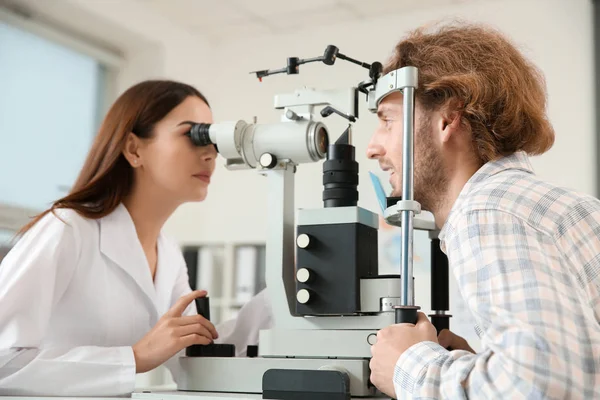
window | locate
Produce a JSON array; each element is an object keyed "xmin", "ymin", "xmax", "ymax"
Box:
[{"xmin": 0, "ymin": 14, "xmax": 117, "ymax": 226}]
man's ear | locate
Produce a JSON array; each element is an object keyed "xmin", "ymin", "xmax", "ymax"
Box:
[
  {"xmin": 123, "ymin": 132, "xmax": 142, "ymax": 168},
  {"xmin": 439, "ymin": 100, "xmax": 463, "ymax": 144}
]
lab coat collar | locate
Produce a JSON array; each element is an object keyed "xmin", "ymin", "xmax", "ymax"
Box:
[{"xmin": 99, "ymin": 203, "xmax": 160, "ymax": 321}]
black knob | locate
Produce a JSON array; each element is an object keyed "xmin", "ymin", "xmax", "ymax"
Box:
[
  {"xmin": 323, "ymin": 45, "xmax": 339, "ymax": 65},
  {"xmin": 369, "ymin": 61, "xmax": 383, "ymax": 80},
  {"xmin": 187, "ymin": 295, "xmax": 237, "ymax": 358},
  {"xmin": 287, "ymin": 57, "xmax": 300, "ymax": 74},
  {"xmin": 247, "ymin": 345, "xmax": 258, "ymax": 358},
  {"xmin": 195, "ymin": 296, "xmax": 210, "ymax": 321}
]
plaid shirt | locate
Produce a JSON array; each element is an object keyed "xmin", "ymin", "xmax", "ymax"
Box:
[{"xmin": 394, "ymin": 151, "xmax": 600, "ymax": 399}]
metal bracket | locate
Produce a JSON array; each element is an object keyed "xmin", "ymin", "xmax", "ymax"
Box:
[{"xmin": 395, "ymin": 199, "xmax": 421, "ymax": 214}]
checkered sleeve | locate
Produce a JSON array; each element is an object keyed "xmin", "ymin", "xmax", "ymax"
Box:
[{"xmin": 393, "ymin": 209, "xmax": 587, "ymax": 399}]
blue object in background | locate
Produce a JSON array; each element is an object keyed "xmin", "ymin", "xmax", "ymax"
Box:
[{"xmin": 369, "ymin": 171, "xmax": 388, "ymax": 213}]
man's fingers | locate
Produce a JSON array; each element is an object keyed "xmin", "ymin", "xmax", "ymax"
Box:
[
  {"xmin": 166, "ymin": 290, "xmax": 207, "ymax": 317},
  {"xmin": 437, "ymin": 329, "xmax": 451, "ymax": 347},
  {"xmin": 415, "ymin": 311, "xmax": 430, "ymax": 325}
]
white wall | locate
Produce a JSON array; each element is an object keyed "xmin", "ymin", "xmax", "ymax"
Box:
[
  {"xmin": 33, "ymin": 0, "xmax": 218, "ymax": 99},
  {"xmin": 19, "ymin": 0, "xmax": 593, "ymax": 246},
  {"xmin": 164, "ymin": 0, "xmax": 595, "ymax": 244}
]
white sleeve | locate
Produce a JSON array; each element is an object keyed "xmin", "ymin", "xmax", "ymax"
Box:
[
  {"xmin": 215, "ymin": 288, "xmax": 273, "ymax": 357},
  {"xmin": 163, "ymin": 253, "xmax": 196, "ymax": 385},
  {"xmin": 0, "ymin": 211, "xmax": 136, "ymax": 396}
]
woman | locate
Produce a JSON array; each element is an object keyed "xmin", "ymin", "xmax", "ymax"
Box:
[{"xmin": 0, "ymin": 80, "xmax": 225, "ymax": 396}]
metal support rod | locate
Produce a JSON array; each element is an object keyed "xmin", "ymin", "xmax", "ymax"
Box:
[
  {"xmin": 594, "ymin": 0, "xmax": 600, "ymax": 197},
  {"xmin": 264, "ymin": 164, "xmax": 298, "ymax": 323},
  {"xmin": 400, "ymin": 86, "xmax": 415, "ymax": 307},
  {"xmin": 430, "ymin": 237, "xmax": 452, "ymax": 334},
  {"xmin": 430, "ymin": 238, "xmax": 449, "ymax": 312}
]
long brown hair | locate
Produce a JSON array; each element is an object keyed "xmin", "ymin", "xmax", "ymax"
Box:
[
  {"xmin": 17, "ymin": 80, "xmax": 209, "ymax": 236},
  {"xmin": 385, "ymin": 21, "xmax": 555, "ymax": 164}
]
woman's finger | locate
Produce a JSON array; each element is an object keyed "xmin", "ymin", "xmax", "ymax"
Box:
[
  {"xmin": 177, "ymin": 322, "xmax": 214, "ymax": 340},
  {"xmin": 176, "ymin": 314, "xmax": 218, "ymax": 339}
]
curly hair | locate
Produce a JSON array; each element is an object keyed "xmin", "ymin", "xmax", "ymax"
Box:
[{"xmin": 384, "ymin": 22, "xmax": 555, "ymax": 163}]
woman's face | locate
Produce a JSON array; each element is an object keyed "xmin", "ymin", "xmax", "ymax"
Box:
[{"xmin": 135, "ymin": 96, "xmax": 217, "ymax": 204}]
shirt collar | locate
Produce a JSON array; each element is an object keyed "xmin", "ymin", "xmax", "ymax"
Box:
[{"xmin": 438, "ymin": 151, "xmax": 535, "ymax": 248}]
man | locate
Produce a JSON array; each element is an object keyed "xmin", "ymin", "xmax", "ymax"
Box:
[{"xmin": 367, "ymin": 22, "xmax": 600, "ymax": 399}]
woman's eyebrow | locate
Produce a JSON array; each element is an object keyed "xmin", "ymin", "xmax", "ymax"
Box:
[{"xmin": 177, "ymin": 120, "xmax": 197, "ymax": 127}]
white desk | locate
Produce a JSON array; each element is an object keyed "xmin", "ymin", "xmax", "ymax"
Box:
[
  {"xmin": 10, "ymin": 391, "xmax": 387, "ymax": 400},
  {"xmin": 133, "ymin": 390, "xmax": 387, "ymax": 399}
]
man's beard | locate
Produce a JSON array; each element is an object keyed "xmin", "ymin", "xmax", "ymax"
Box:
[{"xmin": 392, "ymin": 119, "xmax": 448, "ymax": 213}]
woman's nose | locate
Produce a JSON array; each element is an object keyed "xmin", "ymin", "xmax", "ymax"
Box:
[{"xmin": 203, "ymin": 145, "xmax": 217, "ymax": 161}]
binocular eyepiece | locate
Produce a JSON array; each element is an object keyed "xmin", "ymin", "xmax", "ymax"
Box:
[
  {"xmin": 186, "ymin": 119, "xmax": 356, "ymax": 209},
  {"xmin": 187, "ymin": 123, "xmax": 215, "ymax": 148},
  {"xmin": 185, "ymin": 120, "xmax": 329, "ymax": 169}
]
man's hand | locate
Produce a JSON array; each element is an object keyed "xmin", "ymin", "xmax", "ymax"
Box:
[
  {"xmin": 369, "ymin": 312, "xmax": 438, "ymax": 398},
  {"xmin": 437, "ymin": 329, "xmax": 475, "ymax": 353}
]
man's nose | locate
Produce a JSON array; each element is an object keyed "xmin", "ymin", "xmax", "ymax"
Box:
[{"xmin": 366, "ymin": 135, "xmax": 385, "ymax": 160}]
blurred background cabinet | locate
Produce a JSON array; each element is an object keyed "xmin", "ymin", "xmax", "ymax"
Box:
[{"xmin": 182, "ymin": 242, "xmax": 266, "ymax": 326}]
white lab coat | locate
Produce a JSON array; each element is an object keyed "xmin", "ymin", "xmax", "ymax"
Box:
[{"xmin": 0, "ymin": 203, "xmax": 272, "ymax": 396}]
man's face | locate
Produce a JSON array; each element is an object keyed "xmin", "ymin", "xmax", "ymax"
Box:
[{"xmin": 366, "ymin": 92, "xmax": 447, "ymax": 212}]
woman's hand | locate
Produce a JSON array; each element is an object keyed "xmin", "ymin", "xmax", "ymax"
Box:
[
  {"xmin": 132, "ymin": 290, "xmax": 218, "ymax": 373},
  {"xmin": 437, "ymin": 329, "xmax": 475, "ymax": 353}
]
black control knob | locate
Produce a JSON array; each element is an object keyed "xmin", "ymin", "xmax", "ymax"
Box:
[
  {"xmin": 195, "ymin": 296, "xmax": 210, "ymax": 320},
  {"xmin": 186, "ymin": 296, "xmax": 237, "ymax": 358}
]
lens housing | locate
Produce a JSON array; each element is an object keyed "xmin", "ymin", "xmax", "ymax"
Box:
[
  {"xmin": 189, "ymin": 123, "xmax": 213, "ymax": 146},
  {"xmin": 188, "ymin": 119, "xmax": 330, "ymax": 169},
  {"xmin": 307, "ymin": 122, "xmax": 329, "ymax": 162},
  {"xmin": 322, "ymin": 140, "xmax": 358, "ymax": 208}
]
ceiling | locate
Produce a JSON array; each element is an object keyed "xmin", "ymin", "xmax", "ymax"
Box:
[{"xmin": 137, "ymin": 0, "xmax": 475, "ymax": 41}]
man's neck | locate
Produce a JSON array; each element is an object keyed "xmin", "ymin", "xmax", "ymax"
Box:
[{"xmin": 432, "ymin": 160, "xmax": 481, "ymax": 230}]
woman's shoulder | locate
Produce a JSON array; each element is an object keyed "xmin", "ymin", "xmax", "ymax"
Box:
[
  {"xmin": 30, "ymin": 207, "xmax": 99, "ymax": 240},
  {"xmin": 6, "ymin": 208, "xmax": 97, "ymax": 266}
]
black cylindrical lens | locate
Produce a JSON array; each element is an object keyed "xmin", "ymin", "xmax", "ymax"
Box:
[
  {"xmin": 322, "ymin": 143, "xmax": 358, "ymax": 207},
  {"xmin": 189, "ymin": 123, "xmax": 213, "ymax": 147}
]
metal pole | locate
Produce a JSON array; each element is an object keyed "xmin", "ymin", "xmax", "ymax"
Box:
[
  {"xmin": 594, "ymin": 0, "xmax": 600, "ymax": 197},
  {"xmin": 400, "ymin": 86, "xmax": 415, "ymax": 307}
]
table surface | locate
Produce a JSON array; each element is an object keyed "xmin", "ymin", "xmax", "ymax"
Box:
[
  {"xmin": 133, "ymin": 390, "xmax": 387, "ymax": 399},
  {"xmin": 10, "ymin": 389, "xmax": 388, "ymax": 400}
]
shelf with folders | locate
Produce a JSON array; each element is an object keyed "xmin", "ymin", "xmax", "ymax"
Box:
[{"xmin": 182, "ymin": 242, "xmax": 266, "ymax": 326}]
